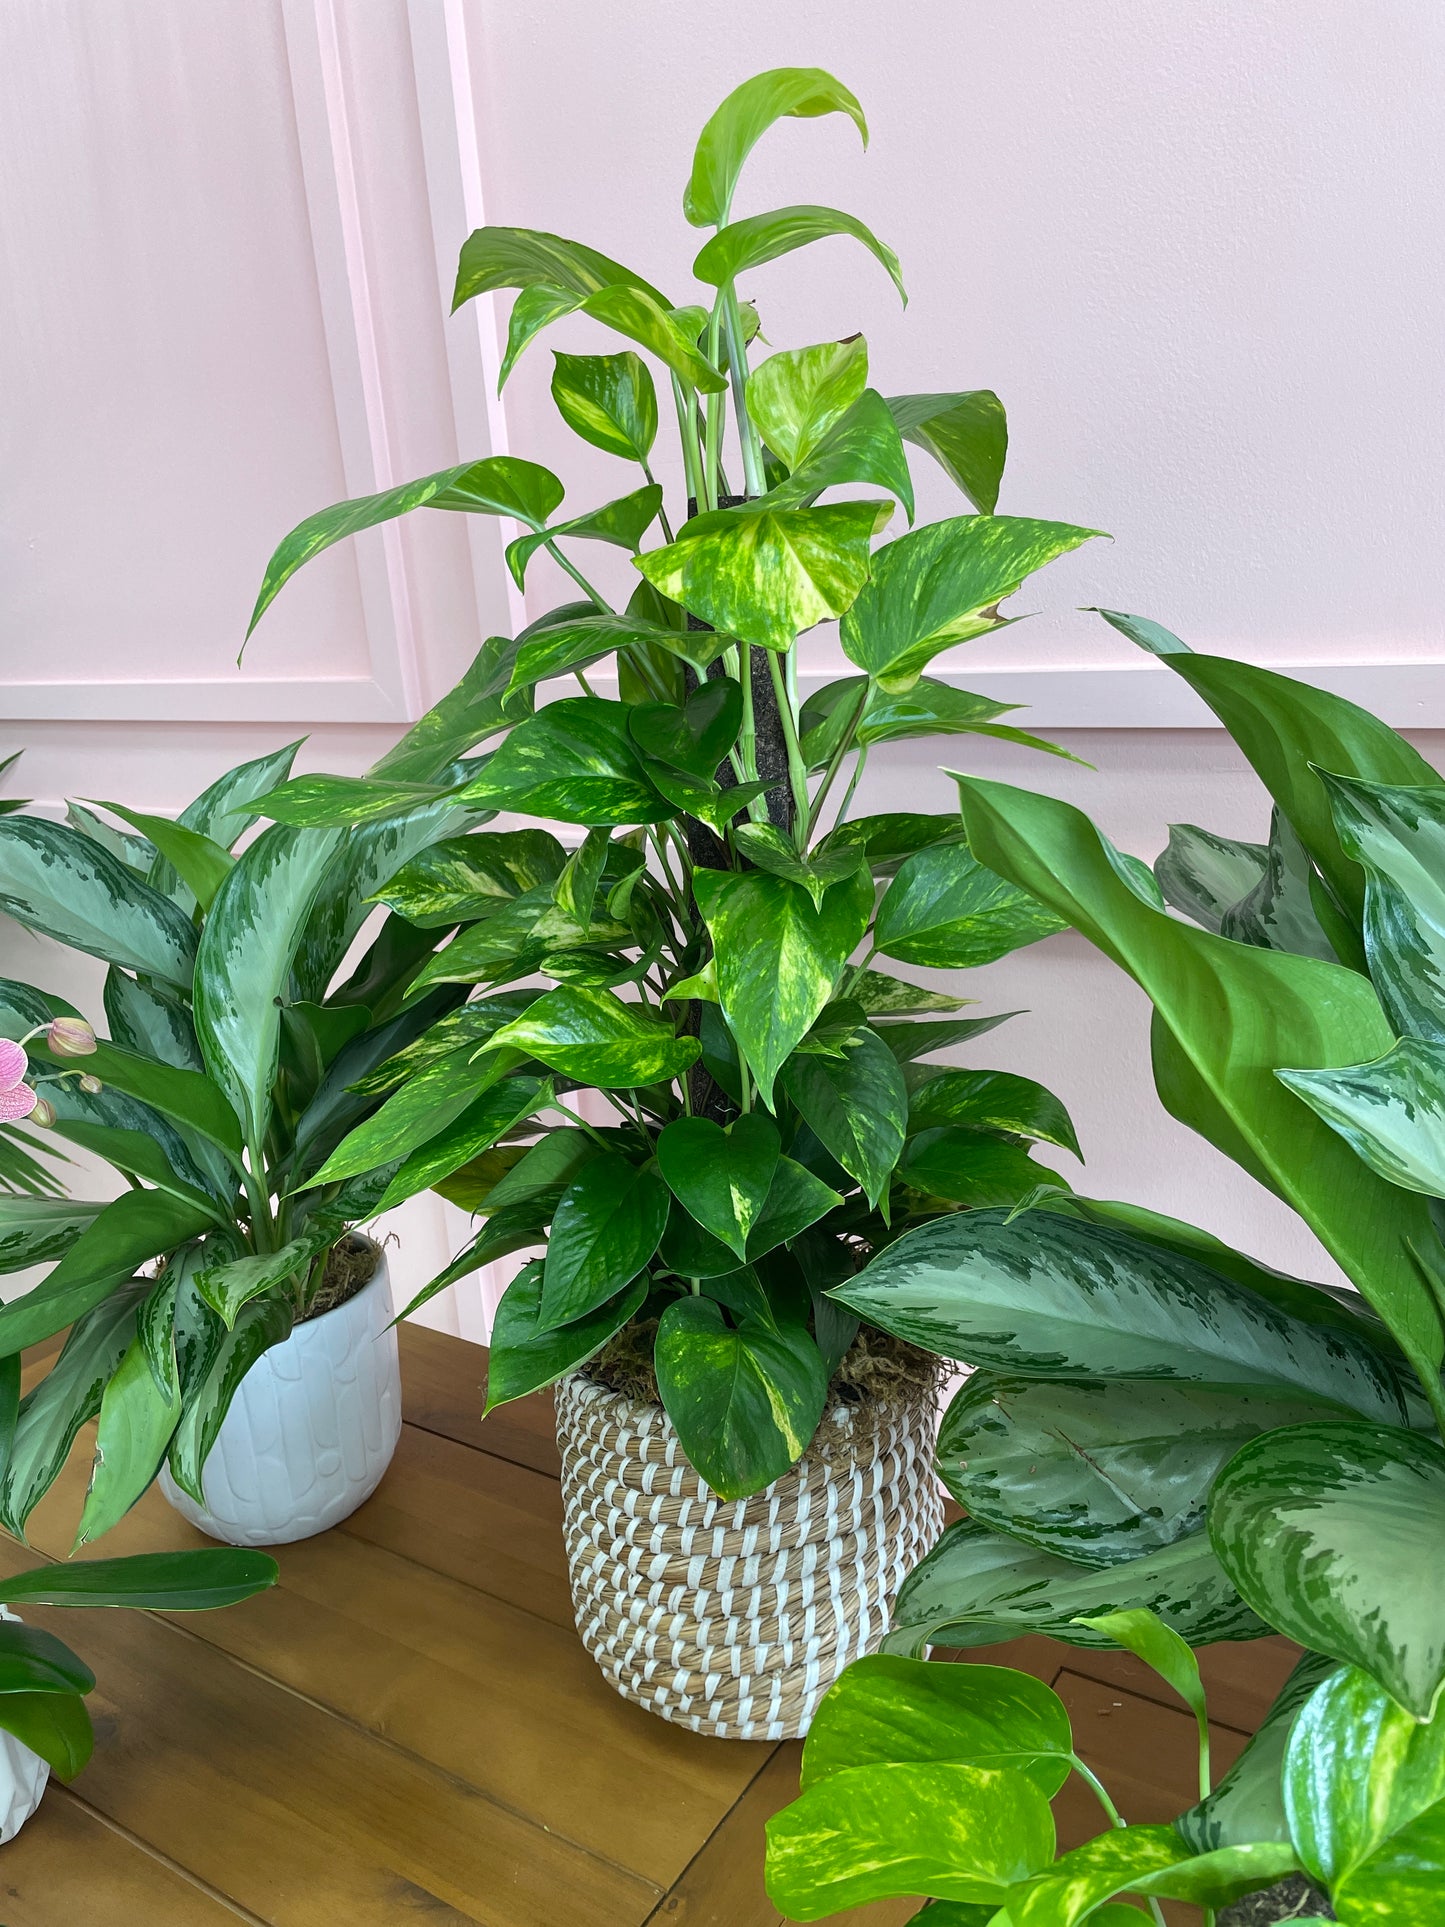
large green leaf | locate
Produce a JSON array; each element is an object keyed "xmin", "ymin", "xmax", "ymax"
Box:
[
  {"xmin": 485, "ymin": 985, "xmax": 698, "ymax": 1089},
  {"xmin": 0, "ymin": 1547, "xmax": 278, "ymax": 1610},
  {"xmin": 253, "ymin": 775, "xmax": 453, "ymax": 830},
  {"xmin": 908, "ymin": 1068, "xmax": 1080, "ymax": 1156},
  {"xmin": 371, "ymin": 1076, "xmax": 551, "ymax": 1215},
  {"xmin": 176, "ymin": 741, "xmax": 305, "ymax": 852},
  {"xmin": 1279, "ymin": 1037, "xmax": 1445, "ymax": 1198},
  {"xmin": 747, "ymin": 338, "xmax": 870, "ymax": 469},
  {"xmin": 886, "ymin": 1518, "xmax": 1266, "ymax": 1658},
  {"xmin": 192, "ymin": 824, "xmax": 341, "ymax": 1149},
  {"xmin": 0, "ymin": 1619, "xmax": 95, "ymax": 1696},
  {"xmin": 694, "ymin": 864, "xmax": 874, "ymax": 1108},
  {"xmin": 655, "ymin": 1113, "xmax": 780, "ymax": 1260},
  {"xmin": 0, "ymin": 1196, "xmax": 103, "ymax": 1274},
  {"xmin": 75, "ymin": 1283, "xmax": 182, "ymax": 1547},
  {"xmin": 1319, "ymin": 770, "xmax": 1445, "ymax": 1039},
  {"xmin": 780, "ymin": 1025, "xmax": 907, "ymax": 1206},
  {"xmin": 0, "ymin": 1690, "xmax": 92, "ymax": 1778},
  {"xmin": 765, "ymin": 1760, "xmax": 1054, "ymax": 1919},
  {"xmin": 694, "ymin": 205, "xmax": 905, "ymax": 302},
  {"xmin": 505, "ymin": 614, "xmax": 685, "ymax": 699},
  {"xmin": 1004, "ymin": 1829, "xmax": 1298, "ymax": 1926},
  {"xmin": 800, "ymin": 1654, "xmax": 1074, "ymax": 1799},
  {"xmin": 0, "ymin": 816, "xmax": 195, "ymax": 988},
  {"xmin": 550, "ymin": 350, "xmax": 657, "ymax": 463},
  {"xmin": 51, "ymin": 1123, "xmax": 223, "ymax": 1222},
  {"xmin": 895, "ymin": 1132, "xmax": 1061, "ymax": 1207},
  {"xmin": 951, "ymin": 772, "xmax": 1445, "ymax": 1388},
  {"xmin": 458, "ymin": 698, "xmax": 672, "ymax": 827},
  {"xmin": 0, "ymin": 1191, "xmax": 213, "ymax": 1353},
  {"xmin": 684, "ymin": 67, "xmax": 867, "ymax": 226},
  {"xmin": 886, "ymin": 391, "xmax": 1008, "ymax": 515},
  {"xmin": 505, "ymin": 483, "xmax": 663, "ymax": 589},
  {"xmin": 729, "ymin": 824, "xmax": 865, "ymax": 910},
  {"xmin": 247, "ymin": 457, "xmax": 564, "ymax": 634},
  {"xmin": 636, "ymin": 499, "xmax": 892, "ymax": 652},
  {"xmin": 484, "ymin": 1260, "xmax": 645, "ymax": 1413},
  {"xmin": 939, "ymin": 1373, "xmax": 1354, "ymax": 1568},
  {"xmin": 539, "ymin": 1155, "xmax": 669, "ymax": 1329},
  {"xmin": 628, "ymin": 678, "xmax": 742, "ymax": 780},
  {"xmin": 765, "ymin": 389, "xmax": 915, "ymax": 520},
  {"xmin": 452, "ymin": 224, "xmax": 667, "ymax": 309},
  {"xmin": 1104, "ymin": 640, "xmax": 1443, "ymax": 926},
  {"xmin": 654, "ymin": 1296, "xmax": 827, "ymax": 1499},
  {"xmin": 103, "ymin": 968, "xmax": 201, "ymax": 1071},
  {"xmin": 1154, "ymin": 822, "xmax": 1269, "ymax": 933},
  {"xmin": 841, "ymin": 516, "xmax": 1102, "ymax": 693},
  {"xmin": 875, "ymin": 840, "xmax": 1065, "ymax": 969},
  {"xmin": 88, "ymin": 802, "xmax": 233, "ymax": 912},
  {"xmin": 1209, "ymin": 1420, "xmax": 1445, "ymax": 1719},
  {"xmin": 830, "ymin": 1209, "xmax": 1404, "ymax": 1420},
  {"xmin": 34, "ymin": 1033, "xmax": 243, "ymax": 1163},
  {"xmin": 1284, "ymin": 1664, "xmax": 1445, "ymax": 1897},
  {"xmin": 660, "ymin": 1154, "xmax": 843, "ymax": 1276},
  {"xmin": 372, "ymin": 831, "xmax": 564, "ymax": 929},
  {"xmin": 308, "ymin": 1045, "xmax": 501, "ymax": 1188}
]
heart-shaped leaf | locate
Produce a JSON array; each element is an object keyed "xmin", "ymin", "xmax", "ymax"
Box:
[
  {"xmin": 550, "ymin": 350, "xmax": 657, "ymax": 463},
  {"xmin": 886, "ymin": 390, "xmax": 1008, "ymax": 515},
  {"xmin": 627, "ymin": 678, "xmax": 743, "ymax": 778},
  {"xmin": 731, "ymin": 823, "xmax": 865, "ymax": 910},
  {"xmin": 748, "ymin": 338, "xmax": 870, "ymax": 469},
  {"xmin": 539, "ymin": 1155, "xmax": 669, "ymax": 1329},
  {"xmin": 875, "ymin": 840, "xmax": 1065, "ymax": 969},
  {"xmin": 694, "ymin": 205, "xmax": 906, "ymax": 304},
  {"xmin": 779, "ymin": 1022, "xmax": 907, "ymax": 1205},
  {"xmin": 485, "ymin": 1260, "xmax": 647, "ymax": 1411},
  {"xmin": 486, "ymin": 985, "xmax": 699, "ymax": 1089},
  {"xmin": 506, "ymin": 484, "xmax": 662, "ymax": 589},
  {"xmin": 656, "ymin": 1112, "xmax": 781, "ymax": 1259},
  {"xmin": 684, "ymin": 68, "xmax": 866, "ymax": 228},
  {"xmin": 1209, "ymin": 1420, "xmax": 1445, "ymax": 1718},
  {"xmin": 458, "ymin": 698, "xmax": 672, "ymax": 827}
]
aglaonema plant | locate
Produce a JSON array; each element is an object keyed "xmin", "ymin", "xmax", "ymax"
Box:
[
  {"xmin": 0, "ymin": 702, "xmax": 496, "ymax": 1545},
  {"xmin": 769, "ymin": 636, "xmax": 1445, "ymax": 1921},
  {"xmin": 240, "ymin": 66, "xmax": 1101, "ymax": 1501}
]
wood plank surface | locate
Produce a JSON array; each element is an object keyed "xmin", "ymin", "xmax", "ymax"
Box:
[{"xmin": 0, "ymin": 1323, "xmax": 1300, "ymax": 1924}]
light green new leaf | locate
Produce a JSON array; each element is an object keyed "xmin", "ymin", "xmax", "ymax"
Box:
[
  {"xmin": 730, "ymin": 824, "xmax": 864, "ymax": 910},
  {"xmin": 539, "ymin": 1154, "xmax": 669, "ymax": 1329},
  {"xmin": 1154, "ymin": 822, "xmax": 1269, "ymax": 933},
  {"xmin": 507, "ymin": 614, "xmax": 683, "ymax": 698},
  {"xmin": 765, "ymin": 389, "xmax": 915, "ymax": 520},
  {"xmin": 485, "ymin": 985, "xmax": 699, "ymax": 1089},
  {"xmin": 499, "ymin": 282, "xmax": 583, "ymax": 387},
  {"xmin": 1279, "ymin": 1036, "xmax": 1445, "ymax": 1198},
  {"xmin": 0, "ymin": 816, "xmax": 196, "ymax": 988},
  {"xmin": 458, "ymin": 698, "xmax": 672, "ymax": 827},
  {"xmin": 193, "ymin": 824, "xmax": 342, "ymax": 1148},
  {"xmin": 484, "ymin": 1260, "xmax": 646, "ymax": 1412},
  {"xmin": 0, "ymin": 1196, "xmax": 103, "ymax": 1274},
  {"xmin": 842, "ymin": 515, "xmax": 1103, "ymax": 693},
  {"xmin": 694, "ymin": 864, "xmax": 874, "ymax": 1107},
  {"xmin": 1074, "ymin": 1606, "xmax": 1207, "ymax": 1734},
  {"xmin": 550, "ymin": 350, "xmax": 658, "ymax": 463},
  {"xmin": 694, "ymin": 205, "xmax": 906, "ymax": 303},
  {"xmin": 654, "ymin": 1297, "xmax": 827, "ymax": 1500},
  {"xmin": 636, "ymin": 499, "xmax": 892, "ymax": 652},
  {"xmin": 1209, "ymin": 1421, "xmax": 1445, "ymax": 1719},
  {"xmin": 747, "ymin": 338, "xmax": 870, "ymax": 469},
  {"xmin": 765, "ymin": 1761, "xmax": 1054, "ymax": 1919},
  {"xmin": 87, "ymin": 802, "xmax": 233, "ymax": 912},
  {"xmin": 833, "ymin": 1209, "xmax": 1404, "ymax": 1418},
  {"xmin": 505, "ymin": 483, "xmax": 662, "ymax": 589},
  {"xmin": 247, "ymin": 457, "xmax": 564, "ymax": 634},
  {"xmin": 951, "ymin": 772, "xmax": 1445, "ymax": 1386},
  {"xmin": 1320, "ymin": 770, "xmax": 1445, "ymax": 1039},
  {"xmin": 656, "ymin": 1112, "xmax": 780, "ymax": 1260},
  {"xmin": 800, "ymin": 1654, "xmax": 1074, "ymax": 1799},
  {"xmin": 780, "ymin": 1024, "xmax": 907, "ymax": 1205},
  {"xmin": 886, "ymin": 390, "xmax": 1008, "ymax": 515},
  {"xmin": 885, "ymin": 1518, "xmax": 1266, "ymax": 1658},
  {"xmin": 908, "ymin": 1068, "xmax": 1081, "ymax": 1156},
  {"xmin": 941, "ymin": 1373, "xmax": 1352, "ymax": 1568},
  {"xmin": 1285, "ymin": 1663, "xmax": 1445, "ymax": 1894},
  {"xmin": 684, "ymin": 67, "xmax": 867, "ymax": 227},
  {"xmin": 875, "ymin": 840, "xmax": 1065, "ymax": 969},
  {"xmin": 452, "ymin": 225, "xmax": 667, "ymax": 310},
  {"xmin": 577, "ymin": 285, "xmax": 725, "ymax": 393},
  {"xmin": 1090, "ymin": 605, "xmax": 1191, "ymax": 656}
]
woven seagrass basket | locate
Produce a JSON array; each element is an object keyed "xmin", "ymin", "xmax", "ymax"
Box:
[{"xmin": 554, "ymin": 1370, "xmax": 944, "ymax": 1739}]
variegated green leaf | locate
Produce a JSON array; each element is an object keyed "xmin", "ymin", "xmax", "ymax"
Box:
[
  {"xmin": 747, "ymin": 338, "xmax": 870, "ymax": 469},
  {"xmin": 886, "ymin": 390, "xmax": 1008, "ymax": 515},
  {"xmin": 0, "ymin": 1197, "xmax": 103, "ymax": 1274},
  {"xmin": 684, "ymin": 68, "xmax": 866, "ymax": 227},
  {"xmin": 452, "ymin": 225, "xmax": 667, "ymax": 309},
  {"xmin": 1320, "ymin": 769, "xmax": 1445, "ymax": 1039},
  {"xmin": 484, "ymin": 985, "xmax": 698, "ymax": 1090},
  {"xmin": 550, "ymin": 350, "xmax": 657, "ymax": 463},
  {"xmin": 1278, "ymin": 1036, "xmax": 1445, "ymax": 1197},
  {"xmin": 1219, "ymin": 808, "xmax": 1339, "ymax": 961},
  {"xmin": 1153, "ymin": 821, "xmax": 1268, "ymax": 933},
  {"xmin": 0, "ymin": 816, "xmax": 195, "ymax": 988},
  {"xmin": 694, "ymin": 205, "xmax": 906, "ymax": 303}
]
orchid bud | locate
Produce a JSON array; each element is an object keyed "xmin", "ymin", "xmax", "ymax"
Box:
[
  {"xmin": 46, "ymin": 1017, "xmax": 97, "ymax": 1058},
  {"xmin": 79, "ymin": 1073, "xmax": 103, "ymax": 1095},
  {"xmin": 29, "ymin": 1097, "xmax": 56, "ymax": 1128}
]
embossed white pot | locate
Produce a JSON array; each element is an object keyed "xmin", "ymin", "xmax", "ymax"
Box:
[
  {"xmin": 0, "ymin": 1609, "xmax": 50, "ymax": 1842},
  {"xmin": 159, "ymin": 1252, "xmax": 402, "ymax": 1547}
]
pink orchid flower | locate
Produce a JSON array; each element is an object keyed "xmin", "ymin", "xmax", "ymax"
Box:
[{"xmin": 0, "ymin": 1039, "xmax": 38, "ymax": 1123}]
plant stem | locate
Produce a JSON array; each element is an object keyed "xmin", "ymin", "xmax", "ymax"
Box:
[
  {"xmin": 641, "ymin": 463, "xmax": 675, "ymax": 544},
  {"xmin": 671, "ymin": 374, "xmax": 704, "ymax": 508},
  {"xmin": 767, "ymin": 650, "xmax": 812, "ymax": 849},
  {"xmin": 807, "ymin": 683, "xmax": 872, "ymax": 836},
  {"xmin": 1069, "ymin": 1754, "xmax": 1125, "ymax": 1830},
  {"xmin": 544, "ymin": 539, "xmax": 614, "ymax": 613},
  {"xmin": 702, "ymin": 303, "xmax": 725, "ymax": 513},
  {"xmin": 720, "ymin": 285, "xmax": 765, "ymax": 497},
  {"xmin": 832, "ymin": 744, "xmax": 869, "ymax": 830},
  {"xmin": 541, "ymin": 1098, "xmax": 611, "ymax": 1149}
]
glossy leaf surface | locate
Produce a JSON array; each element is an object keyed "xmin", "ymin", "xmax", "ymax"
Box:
[
  {"xmin": 694, "ymin": 205, "xmax": 905, "ymax": 302},
  {"xmin": 655, "ymin": 1113, "xmax": 780, "ymax": 1260},
  {"xmin": 539, "ymin": 1155, "xmax": 669, "ymax": 1328},
  {"xmin": 886, "ymin": 390, "xmax": 1008, "ymax": 514},
  {"xmin": 875, "ymin": 841, "xmax": 1065, "ymax": 969},
  {"xmin": 0, "ymin": 816, "xmax": 195, "ymax": 988},
  {"xmin": 550, "ymin": 350, "xmax": 657, "ymax": 463},
  {"xmin": 488, "ymin": 986, "xmax": 698, "ymax": 1089},
  {"xmin": 684, "ymin": 67, "xmax": 866, "ymax": 226}
]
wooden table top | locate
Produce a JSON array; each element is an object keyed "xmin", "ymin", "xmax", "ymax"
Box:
[{"xmin": 0, "ymin": 1324, "xmax": 1298, "ymax": 1926}]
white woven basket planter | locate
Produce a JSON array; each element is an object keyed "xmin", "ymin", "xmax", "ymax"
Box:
[{"xmin": 555, "ymin": 1371, "xmax": 944, "ymax": 1740}]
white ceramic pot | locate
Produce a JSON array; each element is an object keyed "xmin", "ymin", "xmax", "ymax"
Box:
[
  {"xmin": 0, "ymin": 1609, "xmax": 50, "ymax": 1842},
  {"xmin": 160, "ymin": 1253, "xmax": 402, "ymax": 1547}
]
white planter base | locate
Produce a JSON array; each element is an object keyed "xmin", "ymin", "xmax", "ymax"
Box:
[
  {"xmin": 160, "ymin": 1255, "xmax": 402, "ymax": 1547},
  {"xmin": 0, "ymin": 1610, "xmax": 50, "ymax": 1842}
]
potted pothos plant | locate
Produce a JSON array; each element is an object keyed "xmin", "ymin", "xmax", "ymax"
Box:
[
  {"xmin": 242, "ymin": 66, "xmax": 1099, "ymax": 1735},
  {"xmin": 0, "ymin": 712, "xmax": 496, "ymax": 1548},
  {"xmin": 0, "ymin": 1545, "xmax": 276, "ymax": 1845},
  {"xmin": 765, "ymin": 638, "xmax": 1445, "ymax": 1921}
]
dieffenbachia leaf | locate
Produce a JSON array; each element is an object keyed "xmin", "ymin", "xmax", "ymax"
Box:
[
  {"xmin": 684, "ymin": 68, "xmax": 867, "ymax": 227},
  {"xmin": 694, "ymin": 205, "xmax": 906, "ymax": 304},
  {"xmin": 0, "ymin": 815, "xmax": 196, "ymax": 989},
  {"xmin": 0, "ymin": 1196, "xmax": 104, "ymax": 1275},
  {"xmin": 841, "ymin": 515, "xmax": 1103, "ymax": 693},
  {"xmin": 885, "ymin": 390, "xmax": 1008, "ymax": 515},
  {"xmin": 1209, "ymin": 1420, "xmax": 1445, "ymax": 1719},
  {"xmin": 884, "ymin": 1517, "xmax": 1267, "ymax": 1658},
  {"xmin": 951, "ymin": 770, "xmax": 1445, "ymax": 1392},
  {"xmin": 193, "ymin": 824, "xmax": 342, "ymax": 1150},
  {"xmin": 75, "ymin": 1273, "xmax": 183, "ymax": 1547},
  {"xmin": 167, "ymin": 1294, "xmax": 295, "ymax": 1504},
  {"xmin": 693, "ymin": 863, "xmax": 874, "ymax": 1108},
  {"xmin": 550, "ymin": 350, "xmax": 658, "ymax": 463},
  {"xmin": 1219, "ymin": 808, "xmax": 1340, "ymax": 962},
  {"xmin": 635, "ymin": 499, "xmax": 893, "ymax": 652},
  {"xmin": 1319, "ymin": 769, "xmax": 1445, "ymax": 1038},
  {"xmin": 938, "ymin": 1373, "xmax": 1352, "ymax": 1568},
  {"xmin": 747, "ymin": 338, "xmax": 870, "ymax": 470},
  {"xmin": 247, "ymin": 457, "xmax": 565, "ymax": 636},
  {"xmin": 831, "ymin": 1209, "xmax": 1406, "ymax": 1421}
]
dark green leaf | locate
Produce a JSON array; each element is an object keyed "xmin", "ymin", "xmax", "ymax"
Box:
[
  {"xmin": 167, "ymin": 1295, "xmax": 294, "ymax": 1503},
  {"xmin": 540, "ymin": 1155, "xmax": 670, "ymax": 1329},
  {"xmin": 484, "ymin": 1261, "xmax": 646, "ymax": 1411},
  {"xmin": 1004, "ymin": 1828, "xmax": 1297, "ymax": 1925},
  {"xmin": 459, "ymin": 697, "xmax": 672, "ymax": 827},
  {"xmin": 627, "ymin": 679, "xmax": 742, "ymax": 779},
  {"xmin": 50, "ymin": 1123, "xmax": 224, "ymax": 1221},
  {"xmin": 372, "ymin": 1076, "xmax": 552, "ymax": 1213},
  {"xmin": 907, "ymin": 1069, "xmax": 1081, "ymax": 1156},
  {"xmin": 0, "ymin": 1620, "xmax": 95, "ymax": 1696},
  {"xmin": 0, "ymin": 1196, "xmax": 104, "ymax": 1274},
  {"xmin": 886, "ymin": 391, "xmax": 1008, "ymax": 515},
  {"xmin": 896, "ymin": 1132, "xmax": 1060, "ymax": 1206},
  {"xmin": 103, "ymin": 969, "xmax": 201, "ymax": 1071},
  {"xmin": 393, "ymin": 1204, "xmax": 551, "ymax": 1325},
  {"xmin": 780, "ymin": 1025, "xmax": 907, "ymax": 1205},
  {"xmin": 0, "ymin": 1690, "xmax": 92, "ymax": 1779},
  {"xmin": 656, "ymin": 1113, "xmax": 781, "ymax": 1259},
  {"xmin": 0, "ymin": 1547, "xmax": 279, "ymax": 1610}
]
